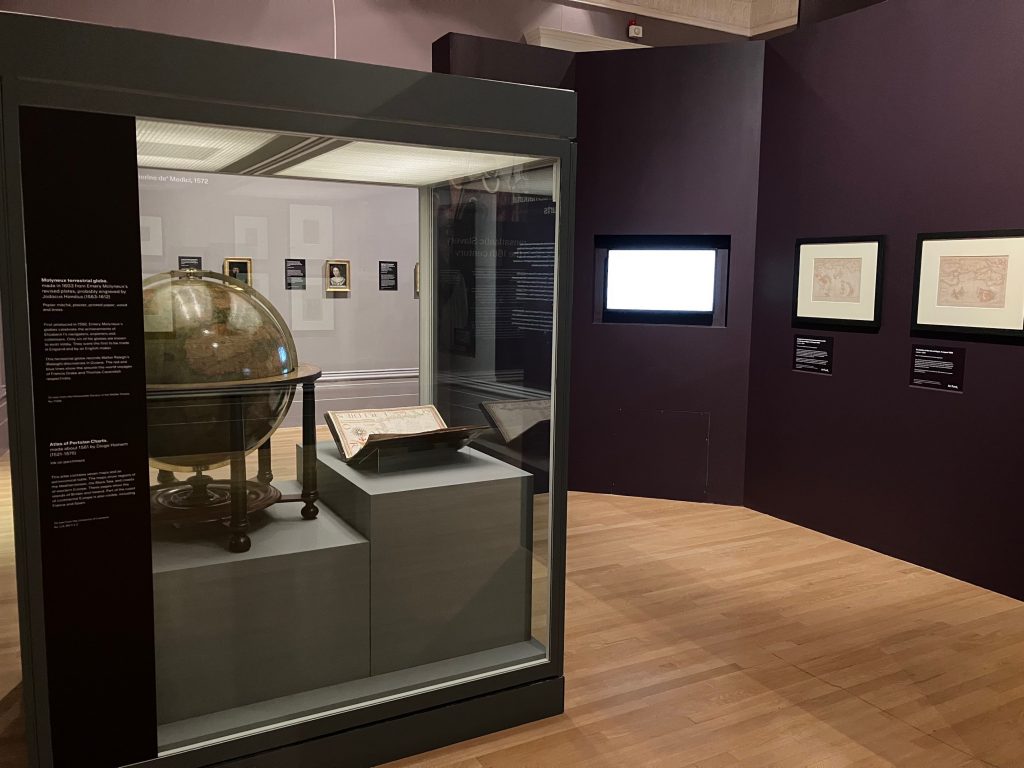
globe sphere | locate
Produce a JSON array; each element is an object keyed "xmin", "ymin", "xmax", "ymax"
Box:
[{"xmin": 143, "ymin": 270, "xmax": 298, "ymax": 471}]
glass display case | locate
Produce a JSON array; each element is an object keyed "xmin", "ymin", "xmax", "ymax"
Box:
[{"xmin": 0, "ymin": 14, "xmax": 574, "ymax": 768}]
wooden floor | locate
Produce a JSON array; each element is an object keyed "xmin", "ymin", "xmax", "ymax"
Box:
[
  {"xmin": 3, "ymin": 469, "xmax": 1024, "ymax": 766},
  {"xmin": 386, "ymin": 495, "xmax": 1024, "ymax": 768}
]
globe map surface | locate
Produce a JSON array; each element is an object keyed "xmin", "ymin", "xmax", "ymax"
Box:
[{"xmin": 142, "ymin": 270, "xmax": 298, "ymax": 471}]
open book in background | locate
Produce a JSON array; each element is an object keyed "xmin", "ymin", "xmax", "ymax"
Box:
[
  {"xmin": 324, "ymin": 405, "xmax": 488, "ymax": 466},
  {"xmin": 479, "ymin": 399, "xmax": 551, "ymax": 444}
]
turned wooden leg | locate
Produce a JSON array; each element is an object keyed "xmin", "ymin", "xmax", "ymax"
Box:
[
  {"xmin": 300, "ymin": 380, "xmax": 319, "ymax": 520},
  {"xmin": 257, "ymin": 439, "xmax": 273, "ymax": 484},
  {"xmin": 227, "ymin": 397, "xmax": 251, "ymax": 552}
]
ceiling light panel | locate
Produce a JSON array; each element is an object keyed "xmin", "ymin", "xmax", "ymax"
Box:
[
  {"xmin": 136, "ymin": 119, "xmax": 279, "ymax": 172},
  {"xmin": 275, "ymin": 142, "xmax": 543, "ymax": 186}
]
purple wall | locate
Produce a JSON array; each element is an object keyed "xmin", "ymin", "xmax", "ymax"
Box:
[
  {"xmin": 747, "ymin": 0, "xmax": 1024, "ymax": 599},
  {"xmin": 569, "ymin": 43, "xmax": 764, "ymax": 504},
  {"xmin": 433, "ymin": 33, "xmax": 576, "ymax": 89},
  {"xmin": 0, "ymin": 0, "xmax": 737, "ymax": 71},
  {"xmin": 798, "ymin": 0, "xmax": 886, "ymax": 24}
]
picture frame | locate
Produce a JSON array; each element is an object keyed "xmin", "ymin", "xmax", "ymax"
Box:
[
  {"xmin": 913, "ymin": 230, "xmax": 1024, "ymax": 339},
  {"xmin": 793, "ymin": 236, "xmax": 884, "ymax": 330},
  {"xmin": 223, "ymin": 257, "xmax": 253, "ymax": 286},
  {"xmin": 325, "ymin": 259, "xmax": 351, "ymax": 293}
]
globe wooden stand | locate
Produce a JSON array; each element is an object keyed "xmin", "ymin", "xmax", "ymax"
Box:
[{"xmin": 149, "ymin": 365, "xmax": 323, "ymax": 552}]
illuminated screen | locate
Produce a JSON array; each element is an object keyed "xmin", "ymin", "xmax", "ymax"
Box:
[{"xmin": 605, "ymin": 249, "xmax": 717, "ymax": 313}]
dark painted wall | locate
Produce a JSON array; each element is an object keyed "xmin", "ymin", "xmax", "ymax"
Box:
[
  {"xmin": 438, "ymin": 4, "xmax": 1024, "ymax": 602},
  {"xmin": 747, "ymin": 0, "xmax": 1024, "ymax": 599},
  {"xmin": 569, "ymin": 43, "xmax": 764, "ymax": 504},
  {"xmin": 433, "ymin": 33, "xmax": 575, "ymax": 89},
  {"xmin": 436, "ymin": 36, "xmax": 766, "ymax": 504},
  {"xmin": 798, "ymin": 0, "xmax": 886, "ymax": 25}
]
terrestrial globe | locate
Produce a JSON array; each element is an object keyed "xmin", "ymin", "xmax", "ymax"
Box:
[{"xmin": 142, "ymin": 269, "xmax": 298, "ymax": 472}]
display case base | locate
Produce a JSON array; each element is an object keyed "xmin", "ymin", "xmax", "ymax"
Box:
[
  {"xmin": 216, "ymin": 675, "xmax": 565, "ymax": 768},
  {"xmin": 158, "ymin": 639, "xmax": 548, "ymax": 752}
]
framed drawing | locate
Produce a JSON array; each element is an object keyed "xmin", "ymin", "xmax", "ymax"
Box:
[
  {"xmin": 793, "ymin": 237, "xmax": 884, "ymax": 330},
  {"xmin": 325, "ymin": 259, "xmax": 351, "ymax": 293},
  {"xmin": 223, "ymin": 257, "xmax": 253, "ymax": 286},
  {"xmin": 913, "ymin": 230, "xmax": 1024, "ymax": 338}
]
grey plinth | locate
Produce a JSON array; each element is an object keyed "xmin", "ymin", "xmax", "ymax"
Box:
[
  {"xmin": 152, "ymin": 481, "xmax": 370, "ymax": 725},
  {"xmin": 311, "ymin": 443, "xmax": 534, "ymax": 675}
]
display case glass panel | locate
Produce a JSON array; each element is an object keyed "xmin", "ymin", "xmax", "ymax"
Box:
[{"xmin": 129, "ymin": 120, "xmax": 561, "ymax": 756}]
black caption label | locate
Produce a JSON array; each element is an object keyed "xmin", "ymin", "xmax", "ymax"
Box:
[
  {"xmin": 793, "ymin": 334, "xmax": 834, "ymax": 375},
  {"xmin": 910, "ymin": 344, "xmax": 965, "ymax": 392},
  {"xmin": 285, "ymin": 258, "xmax": 306, "ymax": 290},
  {"xmin": 379, "ymin": 260, "xmax": 398, "ymax": 290}
]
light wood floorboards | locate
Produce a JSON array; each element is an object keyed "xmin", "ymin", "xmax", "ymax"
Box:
[
  {"xmin": 1, "ymin": 465, "xmax": 1024, "ymax": 766},
  {"xmin": 385, "ymin": 494, "xmax": 1024, "ymax": 768}
]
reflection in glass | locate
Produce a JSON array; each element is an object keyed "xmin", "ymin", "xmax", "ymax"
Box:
[{"xmin": 137, "ymin": 124, "xmax": 559, "ymax": 756}]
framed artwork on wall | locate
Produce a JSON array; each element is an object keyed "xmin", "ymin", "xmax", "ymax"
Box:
[
  {"xmin": 913, "ymin": 230, "xmax": 1024, "ymax": 338},
  {"xmin": 325, "ymin": 259, "xmax": 351, "ymax": 293},
  {"xmin": 223, "ymin": 257, "xmax": 253, "ymax": 286},
  {"xmin": 793, "ymin": 236, "xmax": 884, "ymax": 330}
]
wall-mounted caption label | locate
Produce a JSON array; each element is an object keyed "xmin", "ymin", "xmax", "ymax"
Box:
[
  {"xmin": 793, "ymin": 334, "xmax": 833, "ymax": 375},
  {"xmin": 910, "ymin": 344, "xmax": 965, "ymax": 392},
  {"xmin": 285, "ymin": 258, "xmax": 307, "ymax": 290},
  {"xmin": 379, "ymin": 260, "xmax": 398, "ymax": 291}
]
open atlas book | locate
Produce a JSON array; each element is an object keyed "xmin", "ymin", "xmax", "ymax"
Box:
[{"xmin": 324, "ymin": 405, "xmax": 488, "ymax": 466}]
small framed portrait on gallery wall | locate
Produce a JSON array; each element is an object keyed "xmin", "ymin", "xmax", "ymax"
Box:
[
  {"xmin": 325, "ymin": 259, "xmax": 351, "ymax": 293},
  {"xmin": 223, "ymin": 257, "xmax": 253, "ymax": 286},
  {"xmin": 913, "ymin": 230, "xmax": 1024, "ymax": 339},
  {"xmin": 793, "ymin": 236, "xmax": 884, "ymax": 330}
]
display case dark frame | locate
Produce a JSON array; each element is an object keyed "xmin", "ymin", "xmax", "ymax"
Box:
[
  {"xmin": 911, "ymin": 229, "xmax": 1024, "ymax": 342},
  {"xmin": 0, "ymin": 14, "xmax": 575, "ymax": 768},
  {"xmin": 593, "ymin": 234, "xmax": 730, "ymax": 326},
  {"xmin": 792, "ymin": 235, "xmax": 885, "ymax": 332}
]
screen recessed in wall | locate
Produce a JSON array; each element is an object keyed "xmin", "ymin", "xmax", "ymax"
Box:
[
  {"xmin": 606, "ymin": 249, "xmax": 717, "ymax": 313},
  {"xmin": 597, "ymin": 235, "xmax": 729, "ymax": 326}
]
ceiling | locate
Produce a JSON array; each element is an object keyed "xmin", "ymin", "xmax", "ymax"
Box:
[{"xmin": 135, "ymin": 119, "xmax": 546, "ymax": 187}]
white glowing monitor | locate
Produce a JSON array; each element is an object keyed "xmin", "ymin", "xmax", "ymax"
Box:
[{"xmin": 605, "ymin": 249, "xmax": 718, "ymax": 313}]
